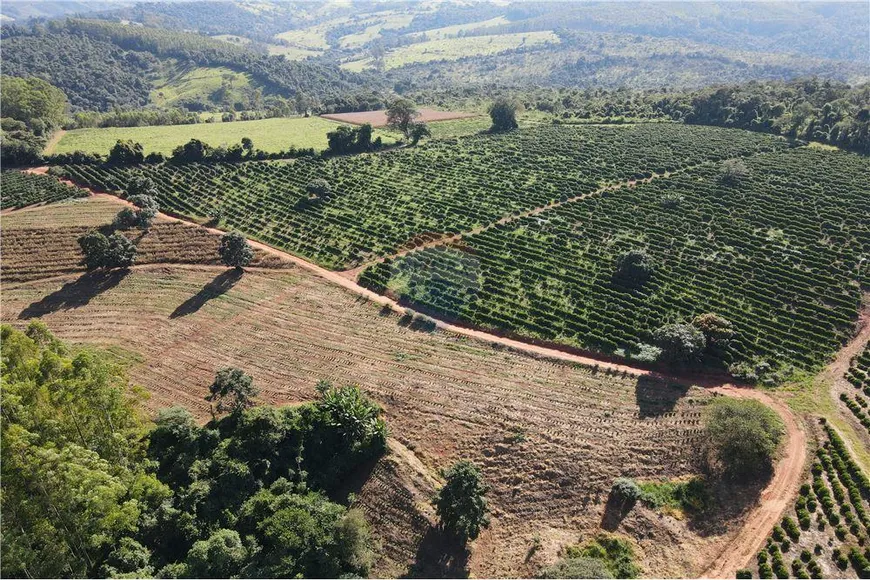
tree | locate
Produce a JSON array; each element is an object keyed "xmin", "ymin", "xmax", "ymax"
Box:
[
  {"xmin": 206, "ymin": 367, "xmax": 259, "ymax": 416},
  {"xmin": 610, "ymin": 477, "xmax": 641, "ymax": 508},
  {"xmin": 386, "ymin": 98, "xmax": 419, "ymax": 138},
  {"xmin": 409, "ymin": 122, "xmax": 431, "ymax": 146},
  {"xmin": 184, "ymin": 529, "xmax": 248, "ymax": 578},
  {"xmin": 718, "ymin": 159, "xmax": 750, "ymax": 185},
  {"xmin": 489, "ymin": 97, "xmax": 520, "ymax": 132},
  {"xmin": 108, "ymin": 140, "xmax": 145, "ymax": 165},
  {"xmin": 171, "ymin": 139, "xmax": 213, "ymax": 163},
  {"xmin": 126, "ymin": 175, "xmax": 157, "ymax": 198},
  {"xmin": 241, "ymin": 137, "xmax": 254, "ymax": 153},
  {"xmin": 326, "ymin": 125, "xmax": 359, "ymax": 154},
  {"xmin": 692, "ymin": 313, "xmax": 735, "ymax": 346},
  {"xmin": 78, "ymin": 231, "xmax": 136, "ymax": 269},
  {"xmin": 704, "ymin": 397, "xmax": 784, "ymax": 479},
  {"xmin": 653, "ymin": 323, "xmax": 706, "ymax": 366},
  {"xmin": 219, "ymin": 232, "xmax": 253, "ymax": 270},
  {"xmin": 613, "ymin": 250, "xmax": 654, "ymax": 288},
  {"xmin": 434, "ymin": 460, "xmax": 490, "ymax": 543}
]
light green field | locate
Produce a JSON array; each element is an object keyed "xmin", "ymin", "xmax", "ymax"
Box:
[
  {"xmin": 342, "ymin": 30, "xmax": 559, "ymax": 71},
  {"xmin": 266, "ymin": 44, "xmax": 323, "ymax": 59},
  {"xmin": 151, "ymin": 65, "xmax": 255, "ymax": 108},
  {"xmin": 338, "ymin": 13, "xmax": 415, "ymax": 48},
  {"xmin": 274, "ymin": 15, "xmax": 352, "ymax": 49},
  {"xmin": 52, "ymin": 116, "xmax": 398, "ymax": 156},
  {"xmin": 410, "ymin": 16, "xmax": 510, "ymax": 40}
]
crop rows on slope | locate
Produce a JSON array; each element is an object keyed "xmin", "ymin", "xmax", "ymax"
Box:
[
  {"xmin": 847, "ymin": 344, "xmax": 870, "ymax": 391},
  {"xmin": 60, "ymin": 124, "xmax": 789, "ymax": 269},
  {"xmin": 360, "ymin": 148, "xmax": 869, "ymax": 372},
  {"xmin": 1, "ymin": 171, "xmax": 89, "ymax": 210},
  {"xmin": 753, "ymin": 425, "xmax": 870, "ymax": 579}
]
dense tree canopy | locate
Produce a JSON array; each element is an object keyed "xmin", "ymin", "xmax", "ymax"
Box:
[
  {"xmin": 0, "ymin": 76, "xmax": 68, "ymax": 132},
  {"xmin": 1, "ymin": 324, "xmax": 387, "ymax": 578},
  {"xmin": 434, "ymin": 460, "xmax": 490, "ymax": 543},
  {"xmin": 704, "ymin": 397, "xmax": 784, "ymax": 480}
]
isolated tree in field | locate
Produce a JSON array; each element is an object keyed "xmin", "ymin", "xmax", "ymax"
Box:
[
  {"xmin": 78, "ymin": 231, "xmax": 136, "ymax": 269},
  {"xmin": 219, "ymin": 232, "xmax": 253, "ymax": 270},
  {"xmin": 409, "ymin": 122, "xmax": 431, "ymax": 146},
  {"xmin": 108, "ymin": 140, "xmax": 145, "ymax": 165},
  {"xmin": 613, "ymin": 250, "xmax": 653, "ymax": 288},
  {"xmin": 206, "ymin": 367, "xmax": 259, "ymax": 417},
  {"xmin": 653, "ymin": 323, "xmax": 706, "ymax": 366},
  {"xmin": 718, "ymin": 159, "xmax": 750, "ymax": 185},
  {"xmin": 386, "ymin": 98, "xmax": 420, "ymax": 138},
  {"xmin": 115, "ymin": 194, "xmax": 159, "ymax": 230},
  {"xmin": 241, "ymin": 137, "xmax": 254, "ymax": 154},
  {"xmin": 434, "ymin": 460, "xmax": 490, "ymax": 543},
  {"xmin": 488, "ymin": 97, "xmax": 520, "ymax": 132},
  {"xmin": 126, "ymin": 175, "xmax": 157, "ymax": 198},
  {"xmin": 704, "ymin": 397, "xmax": 784, "ymax": 480}
]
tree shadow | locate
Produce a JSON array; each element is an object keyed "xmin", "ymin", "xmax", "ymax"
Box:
[
  {"xmin": 600, "ymin": 494, "xmax": 635, "ymax": 531},
  {"xmin": 18, "ymin": 269, "xmax": 130, "ymax": 319},
  {"xmin": 405, "ymin": 525, "xmax": 470, "ymax": 578},
  {"xmin": 684, "ymin": 474, "xmax": 769, "ymax": 537},
  {"xmin": 169, "ymin": 269, "xmax": 242, "ymax": 319},
  {"xmin": 634, "ymin": 375, "xmax": 691, "ymax": 418}
]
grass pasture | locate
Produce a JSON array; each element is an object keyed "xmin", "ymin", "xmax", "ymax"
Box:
[
  {"xmin": 150, "ymin": 65, "xmax": 256, "ymax": 108},
  {"xmin": 51, "ymin": 116, "xmax": 397, "ymax": 156},
  {"xmin": 342, "ymin": 30, "xmax": 560, "ymax": 71}
]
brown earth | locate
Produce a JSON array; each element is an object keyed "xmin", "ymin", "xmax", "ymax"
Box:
[
  {"xmin": 321, "ymin": 108, "xmax": 478, "ymax": 127},
  {"xmin": 1, "ymin": 195, "xmax": 810, "ymax": 578}
]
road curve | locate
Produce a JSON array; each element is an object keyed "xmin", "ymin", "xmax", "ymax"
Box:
[{"xmin": 19, "ymin": 171, "xmax": 808, "ymax": 579}]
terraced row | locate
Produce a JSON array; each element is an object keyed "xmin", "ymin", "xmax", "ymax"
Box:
[
  {"xmin": 1, "ymin": 170, "xmax": 88, "ymax": 209},
  {"xmin": 360, "ymin": 147, "xmax": 869, "ymax": 373},
  {"xmin": 60, "ymin": 124, "xmax": 789, "ymax": 269}
]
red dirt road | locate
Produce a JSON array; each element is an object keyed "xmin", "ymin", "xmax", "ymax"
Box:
[{"xmin": 14, "ymin": 172, "xmax": 809, "ymax": 579}]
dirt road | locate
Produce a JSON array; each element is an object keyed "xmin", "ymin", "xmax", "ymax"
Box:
[{"xmin": 15, "ymin": 172, "xmax": 810, "ymax": 578}]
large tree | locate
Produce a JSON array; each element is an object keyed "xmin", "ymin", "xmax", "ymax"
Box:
[
  {"xmin": 386, "ymin": 98, "xmax": 420, "ymax": 139},
  {"xmin": 488, "ymin": 97, "xmax": 520, "ymax": 132},
  {"xmin": 434, "ymin": 460, "xmax": 490, "ymax": 543},
  {"xmin": 704, "ymin": 397, "xmax": 784, "ymax": 479},
  {"xmin": 219, "ymin": 232, "xmax": 253, "ymax": 270},
  {"xmin": 206, "ymin": 367, "xmax": 259, "ymax": 416}
]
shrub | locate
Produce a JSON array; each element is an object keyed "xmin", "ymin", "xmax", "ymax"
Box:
[
  {"xmin": 736, "ymin": 569, "xmax": 752, "ymax": 579},
  {"xmin": 78, "ymin": 231, "xmax": 136, "ymax": 269},
  {"xmin": 719, "ymin": 159, "xmax": 750, "ymax": 185},
  {"xmin": 613, "ymin": 250, "xmax": 653, "ymax": 288},
  {"xmin": 610, "ymin": 478, "xmax": 641, "ymax": 506},
  {"xmin": 489, "ymin": 97, "xmax": 520, "ymax": 132},
  {"xmin": 782, "ymin": 516, "xmax": 800, "ymax": 541},
  {"xmin": 539, "ymin": 557, "xmax": 613, "ymax": 579},
  {"xmin": 566, "ymin": 534, "xmax": 640, "ymax": 579},
  {"xmin": 205, "ymin": 367, "xmax": 258, "ymax": 416}
]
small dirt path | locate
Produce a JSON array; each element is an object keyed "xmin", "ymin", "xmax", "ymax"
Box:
[
  {"xmin": 23, "ymin": 169, "xmax": 809, "ymax": 579},
  {"xmin": 42, "ymin": 130, "xmax": 67, "ymax": 156}
]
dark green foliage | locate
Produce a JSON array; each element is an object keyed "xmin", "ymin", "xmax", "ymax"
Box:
[
  {"xmin": 434, "ymin": 460, "xmax": 490, "ymax": 543},
  {"xmin": 489, "ymin": 97, "xmax": 520, "ymax": 132},
  {"xmin": 409, "ymin": 122, "xmax": 432, "ymax": 146},
  {"xmin": 704, "ymin": 397, "xmax": 784, "ymax": 480},
  {"xmin": 219, "ymin": 232, "xmax": 253, "ymax": 270},
  {"xmin": 108, "ymin": 140, "xmax": 145, "ymax": 165},
  {"xmin": 613, "ymin": 250, "xmax": 653, "ymax": 289},
  {"xmin": 692, "ymin": 313, "xmax": 735, "ymax": 346},
  {"xmin": 539, "ymin": 557, "xmax": 613, "ymax": 579},
  {"xmin": 782, "ymin": 516, "xmax": 801, "ymax": 541},
  {"xmin": 326, "ymin": 123, "xmax": 378, "ymax": 155},
  {"xmin": 0, "ymin": 170, "xmax": 88, "ymax": 209},
  {"xmin": 1, "ymin": 32, "xmax": 155, "ymax": 112},
  {"xmin": 653, "ymin": 323, "xmax": 706, "ymax": 366},
  {"xmin": 78, "ymin": 231, "xmax": 137, "ymax": 269},
  {"xmin": 737, "ymin": 569, "xmax": 752, "ymax": 579},
  {"xmin": 206, "ymin": 367, "xmax": 259, "ymax": 416},
  {"xmin": 171, "ymin": 139, "xmax": 213, "ymax": 163},
  {"xmin": 718, "ymin": 159, "xmax": 750, "ymax": 185}
]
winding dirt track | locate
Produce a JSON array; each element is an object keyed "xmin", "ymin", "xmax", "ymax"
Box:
[{"xmin": 16, "ymin": 170, "xmax": 809, "ymax": 578}]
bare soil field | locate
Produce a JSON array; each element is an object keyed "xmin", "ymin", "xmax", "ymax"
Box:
[{"xmin": 321, "ymin": 108, "xmax": 478, "ymax": 127}]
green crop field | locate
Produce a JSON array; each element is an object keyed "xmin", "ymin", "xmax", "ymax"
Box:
[
  {"xmin": 0, "ymin": 171, "xmax": 89, "ymax": 210},
  {"xmin": 51, "ymin": 116, "xmax": 397, "ymax": 156},
  {"xmin": 342, "ymin": 30, "xmax": 560, "ymax": 71},
  {"xmin": 409, "ymin": 16, "xmax": 511, "ymax": 41},
  {"xmin": 360, "ymin": 147, "xmax": 869, "ymax": 375}
]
